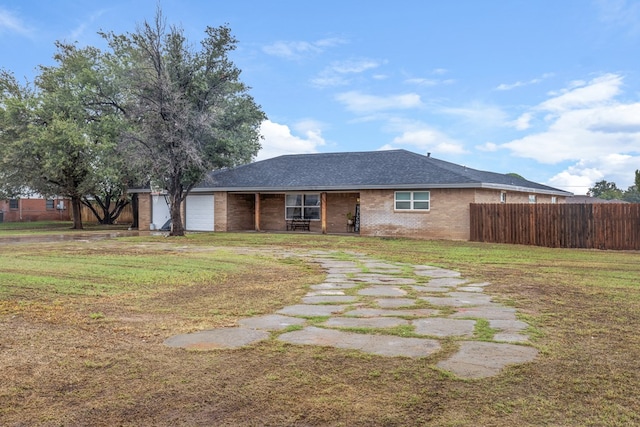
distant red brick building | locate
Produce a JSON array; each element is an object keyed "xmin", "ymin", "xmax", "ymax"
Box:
[{"xmin": 0, "ymin": 197, "xmax": 71, "ymax": 222}]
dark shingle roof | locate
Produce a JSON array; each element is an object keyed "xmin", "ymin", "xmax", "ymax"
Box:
[{"xmin": 194, "ymin": 149, "xmax": 571, "ymax": 195}]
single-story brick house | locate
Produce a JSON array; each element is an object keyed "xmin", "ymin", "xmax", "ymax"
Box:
[
  {"xmin": 0, "ymin": 196, "xmax": 70, "ymax": 222},
  {"xmin": 135, "ymin": 149, "xmax": 572, "ymax": 240}
]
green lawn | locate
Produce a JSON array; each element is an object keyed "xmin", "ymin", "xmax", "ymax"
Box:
[{"xmin": 1, "ymin": 229, "xmax": 639, "ymax": 426}]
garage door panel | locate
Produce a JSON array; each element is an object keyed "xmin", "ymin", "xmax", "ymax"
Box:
[{"xmin": 186, "ymin": 195, "xmax": 214, "ymax": 231}]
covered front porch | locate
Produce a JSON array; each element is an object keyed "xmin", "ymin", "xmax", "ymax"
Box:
[{"xmin": 225, "ymin": 192, "xmax": 360, "ymax": 234}]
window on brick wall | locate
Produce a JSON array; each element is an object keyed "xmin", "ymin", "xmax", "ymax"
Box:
[
  {"xmin": 529, "ymin": 195, "xmax": 537, "ymax": 204},
  {"xmin": 9, "ymin": 199, "xmax": 18, "ymax": 209},
  {"xmin": 46, "ymin": 199, "xmax": 55, "ymax": 209},
  {"xmin": 551, "ymin": 196, "xmax": 557, "ymax": 204},
  {"xmin": 285, "ymin": 193, "xmax": 320, "ymax": 220},
  {"xmin": 500, "ymin": 192, "xmax": 507, "ymax": 203},
  {"xmin": 395, "ymin": 191, "xmax": 430, "ymax": 211}
]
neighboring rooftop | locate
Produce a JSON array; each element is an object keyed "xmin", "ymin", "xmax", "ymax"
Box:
[
  {"xmin": 195, "ymin": 150, "xmax": 572, "ymax": 196},
  {"xmin": 566, "ymin": 195, "xmax": 629, "ymax": 204}
]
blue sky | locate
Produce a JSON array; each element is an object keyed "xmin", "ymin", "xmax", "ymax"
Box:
[{"xmin": 2, "ymin": 0, "xmax": 640, "ymax": 194}]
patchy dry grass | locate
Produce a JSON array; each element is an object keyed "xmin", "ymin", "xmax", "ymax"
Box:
[{"xmin": 1, "ymin": 230, "xmax": 639, "ymax": 426}]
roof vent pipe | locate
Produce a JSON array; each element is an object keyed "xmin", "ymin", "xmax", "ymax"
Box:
[{"xmin": 427, "ymin": 152, "xmax": 431, "ymax": 158}]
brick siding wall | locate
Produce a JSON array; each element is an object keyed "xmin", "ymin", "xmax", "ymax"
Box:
[
  {"xmin": 0, "ymin": 198, "xmax": 71, "ymax": 222},
  {"xmin": 227, "ymin": 193, "xmax": 254, "ymax": 231},
  {"xmin": 138, "ymin": 194, "xmax": 151, "ymax": 230},
  {"xmin": 359, "ymin": 189, "xmax": 474, "ymax": 240}
]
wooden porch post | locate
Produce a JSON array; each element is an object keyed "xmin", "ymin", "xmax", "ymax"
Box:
[
  {"xmin": 254, "ymin": 193, "xmax": 261, "ymax": 231},
  {"xmin": 321, "ymin": 192, "xmax": 327, "ymax": 234}
]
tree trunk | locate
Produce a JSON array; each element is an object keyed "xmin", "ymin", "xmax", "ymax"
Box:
[
  {"xmin": 169, "ymin": 191, "xmax": 185, "ymax": 236},
  {"xmin": 70, "ymin": 196, "xmax": 83, "ymax": 229}
]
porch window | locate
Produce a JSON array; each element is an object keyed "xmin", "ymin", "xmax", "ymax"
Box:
[
  {"xmin": 395, "ymin": 191, "xmax": 430, "ymax": 211},
  {"xmin": 285, "ymin": 193, "xmax": 320, "ymax": 220}
]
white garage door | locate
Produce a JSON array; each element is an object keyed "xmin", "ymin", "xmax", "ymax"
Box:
[
  {"xmin": 151, "ymin": 194, "xmax": 171, "ymax": 230},
  {"xmin": 186, "ymin": 194, "xmax": 215, "ymax": 231}
]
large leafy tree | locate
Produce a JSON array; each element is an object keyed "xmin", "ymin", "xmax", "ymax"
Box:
[
  {"xmin": 0, "ymin": 43, "xmax": 127, "ymax": 229},
  {"xmin": 622, "ymin": 170, "xmax": 640, "ymax": 203},
  {"xmin": 104, "ymin": 11, "xmax": 265, "ymax": 236},
  {"xmin": 587, "ymin": 180, "xmax": 624, "ymax": 200},
  {"xmin": 0, "ymin": 70, "xmax": 34, "ymax": 199}
]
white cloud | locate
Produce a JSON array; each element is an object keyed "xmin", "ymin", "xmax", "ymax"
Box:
[
  {"xmin": 0, "ymin": 7, "xmax": 33, "ymax": 37},
  {"xmin": 512, "ymin": 112, "xmax": 532, "ymax": 130},
  {"xmin": 404, "ymin": 68, "xmax": 455, "ymax": 87},
  {"xmin": 404, "ymin": 78, "xmax": 439, "ymax": 86},
  {"xmin": 502, "ymin": 74, "xmax": 640, "ymax": 164},
  {"xmin": 335, "ymin": 91, "xmax": 423, "ymax": 113},
  {"xmin": 496, "ymin": 73, "xmax": 553, "ymax": 91},
  {"xmin": 439, "ymin": 102, "xmax": 509, "ymax": 128},
  {"xmin": 262, "ymin": 37, "xmax": 346, "ymax": 59},
  {"xmin": 476, "ymin": 142, "xmax": 499, "ymax": 152},
  {"xmin": 547, "ymin": 154, "xmax": 640, "ymax": 194},
  {"xmin": 538, "ymin": 73, "xmax": 622, "ymax": 112},
  {"xmin": 595, "ymin": 0, "xmax": 640, "ymax": 35},
  {"xmin": 501, "ymin": 73, "xmax": 640, "ymax": 191},
  {"xmin": 311, "ymin": 58, "xmax": 382, "ymax": 88},
  {"xmin": 390, "ymin": 124, "xmax": 467, "ymax": 155},
  {"xmin": 256, "ymin": 120, "xmax": 326, "ymax": 161}
]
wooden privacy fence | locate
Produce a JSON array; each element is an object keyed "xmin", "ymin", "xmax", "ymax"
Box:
[
  {"xmin": 78, "ymin": 202, "xmax": 134, "ymax": 224},
  {"xmin": 470, "ymin": 203, "xmax": 640, "ymax": 250}
]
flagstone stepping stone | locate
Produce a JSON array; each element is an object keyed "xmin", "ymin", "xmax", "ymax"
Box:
[
  {"xmin": 489, "ymin": 319, "xmax": 529, "ymax": 331},
  {"xmin": 426, "ymin": 278, "xmax": 468, "ymax": 287},
  {"xmin": 353, "ymin": 274, "xmax": 416, "ymax": 285},
  {"xmin": 457, "ymin": 286, "xmax": 485, "ymax": 292},
  {"xmin": 413, "ymin": 318, "xmax": 476, "ymax": 337},
  {"xmin": 326, "ymin": 267, "xmax": 363, "ymax": 274},
  {"xmin": 421, "ymin": 293, "xmax": 493, "ymax": 307},
  {"xmin": 277, "ymin": 304, "xmax": 349, "ymax": 317},
  {"xmin": 319, "ymin": 260, "xmax": 359, "ymax": 268},
  {"xmin": 302, "ymin": 295, "xmax": 358, "ymax": 304},
  {"xmin": 451, "ymin": 305, "xmax": 517, "ymax": 320},
  {"xmin": 344, "ymin": 308, "xmax": 439, "ymax": 318},
  {"xmin": 238, "ymin": 314, "xmax": 307, "ymax": 331},
  {"xmin": 164, "ymin": 328, "xmax": 269, "ymax": 350},
  {"xmin": 306, "ymin": 290, "xmax": 346, "ymax": 296},
  {"xmin": 322, "ymin": 316, "xmax": 409, "ymax": 329},
  {"xmin": 363, "ymin": 261, "xmax": 401, "ymax": 270},
  {"xmin": 376, "ymin": 298, "xmax": 416, "ymax": 308},
  {"xmin": 415, "ymin": 268, "xmax": 461, "ymax": 278},
  {"xmin": 323, "ymin": 276, "xmax": 356, "ymax": 283},
  {"xmin": 493, "ymin": 332, "xmax": 530, "ymax": 343},
  {"xmin": 278, "ymin": 326, "xmax": 441, "ymax": 358},
  {"xmin": 411, "ymin": 285, "xmax": 452, "ymax": 293},
  {"xmin": 310, "ymin": 282, "xmax": 359, "ymax": 290},
  {"xmin": 357, "ymin": 285, "xmax": 407, "ymax": 297},
  {"xmin": 436, "ymin": 341, "xmax": 538, "ymax": 379}
]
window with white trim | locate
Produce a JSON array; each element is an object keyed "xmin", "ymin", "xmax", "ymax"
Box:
[
  {"xmin": 285, "ymin": 193, "xmax": 320, "ymax": 220},
  {"xmin": 500, "ymin": 192, "xmax": 507, "ymax": 203},
  {"xmin": 395, "ymin": 191, "xmax": 430, "ymax": 211},
  {"xmin": 551, "ymin": 196, "xmax": 557, "ymax": 204},
  {"xmin": 529, "ymin": 195, "xmax": 537, "ymax": 204}
]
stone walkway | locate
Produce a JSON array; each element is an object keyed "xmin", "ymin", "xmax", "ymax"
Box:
[{"xmin": 164, "ymin": 250, "xmax": 538, "ymax": 379}]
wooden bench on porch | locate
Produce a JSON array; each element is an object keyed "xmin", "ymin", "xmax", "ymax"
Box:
[{"xmin": 287, "ymin": 216, "xmax": 310, "ymax": 231}]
